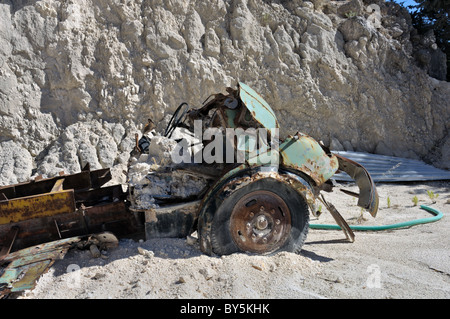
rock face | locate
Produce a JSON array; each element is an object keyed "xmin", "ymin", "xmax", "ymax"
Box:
[{"xmin": 0, "ymin": 0, "xmax": 448, "ymax": 185}]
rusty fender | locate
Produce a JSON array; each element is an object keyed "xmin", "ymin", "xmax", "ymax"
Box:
[
  {"xmin": 219, "ymin": 170, "xmax": 318, "ymax": 214},
  {"xmin": 333, "ymin": 153, "xmax": 379, "ymax": 217}
]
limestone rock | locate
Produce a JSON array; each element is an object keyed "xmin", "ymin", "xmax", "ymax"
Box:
[
  {"xmin": 0, "ymin": 141, "xmax": 33, "ymax": 186},
  {"xmin": 0, "ymin": 0, "xmax": 448, "ymax": 187},
  {"xmin": 337, "ymin": 0, "xmax": 364, "ymax": 18}
]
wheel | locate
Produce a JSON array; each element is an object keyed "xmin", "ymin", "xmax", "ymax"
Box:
[{"xmin": 210, "ymin": 178, "xmax": 310, "ymax": 255}]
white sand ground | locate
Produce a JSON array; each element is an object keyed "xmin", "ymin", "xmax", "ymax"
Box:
[{"xmin": 19, "ymin": 181, "xmax": 450, "ymax": 300}]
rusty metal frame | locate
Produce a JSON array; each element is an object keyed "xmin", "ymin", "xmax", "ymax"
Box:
[
  {"xmin": 0, "ymin": 168, "xmax": 111, "ymax": 201},
  {"xmin": 0, "ymin": 168, "xmax": 141, "ymax": 255}
]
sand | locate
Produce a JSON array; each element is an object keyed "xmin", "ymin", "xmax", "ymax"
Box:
[{"xmin": 17, "ymin": 180, "xmax": 450, "ymax": 300}]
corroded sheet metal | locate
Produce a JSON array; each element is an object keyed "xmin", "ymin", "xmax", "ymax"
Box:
[
  {"xmin": 0, "ymin": 190, "xmax": 76, "ymax": 225},
  {"xmin": 334, "ymin": 153, "xmax": 379, "ymax": 217},
  {"xmin": 0, "ymin": 232, "xmax": 118, "ymax": 297},
  {"xmin": 318, "ymin": 194, "xmax": 355, "ymax": 242},
  {"xmin": 239, "ymin": 82, "xmax": 279, "ymax": 129},
  {"xmin": 280, "ymin": 133, "xmax": 339, "ymax": 186},
  {"xmin": 0, "ymin": 237, "xmax": 78, "ymax": 296},
  {"xmin": 145, "ymin": 200, "xmax": 200, "ymax": 238},
  {"xmin": 0, "ymin": 168, "xmax": 112, "ymax": 201}
]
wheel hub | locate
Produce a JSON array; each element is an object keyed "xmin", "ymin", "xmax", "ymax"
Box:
[
  {"xmin": 255, "ymin": 215, "xmax": 268, "ymax": 230},
  {"xmin": 230, "ymin": 190, "xmax": 291, "ymax": 254}
]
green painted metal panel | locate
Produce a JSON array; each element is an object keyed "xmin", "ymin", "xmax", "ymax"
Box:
[
  {"xmin": 239, "ymin": 82, "xmax": 279, "ymax": 129},
  {"xmin": 280, "ymin": 133, "xmax": 339, "ymax": 185}
]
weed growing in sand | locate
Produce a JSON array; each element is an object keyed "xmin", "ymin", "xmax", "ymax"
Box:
[
  {"xmin": 426, "ymin": 190, "xmax": 439, "ymax": 203},
  {"xmin": 412, "ymin": 195, "xmax": 419, "ymax": 206},
  {"xmin": 387, "ymin": 196, "xmax": 391, "ymax": 208}
]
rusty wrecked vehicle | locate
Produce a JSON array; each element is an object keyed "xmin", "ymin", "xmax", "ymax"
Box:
[
  {"xmin": 0, "ymin": 82, "xmax": 379, "ymax": 296},
  {"xmin": 128, "ymin": 82, "xmax": 379, "ymax": 256}
]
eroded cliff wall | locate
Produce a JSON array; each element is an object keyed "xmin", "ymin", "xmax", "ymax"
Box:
[{"xmin": 0, "ymin": 0, "xmax": 448, "ymax": 185}]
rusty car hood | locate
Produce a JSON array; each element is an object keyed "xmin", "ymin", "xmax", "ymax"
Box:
[{"xmin": 238, "ymin": 82, "xmax": 279, "ymax": 130}]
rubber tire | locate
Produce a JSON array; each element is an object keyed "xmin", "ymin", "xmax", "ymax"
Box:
[{"xmin": 210, "ymin": 178, "xmax": 310, "ymax": 256}]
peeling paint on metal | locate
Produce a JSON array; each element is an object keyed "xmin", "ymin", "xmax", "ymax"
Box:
[
  {"xmin": 238, "ymin": 82, "xmax": 279, "ymax": 130},
  {"xmin": 280, "ymin": 133, "xmax": 339, "ymax": 186},
  {"xmin": 0, "ymin": 232, "xmax": 118, "ymax": 297},
  {"xmin": 0, "ymin": 190, "xmax": 76, "ymax": 224}
]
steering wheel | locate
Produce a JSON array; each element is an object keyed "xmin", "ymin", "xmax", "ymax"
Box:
[{"xmin": 164, "ymin": 102, "xmax": 190, "ymax": 138}]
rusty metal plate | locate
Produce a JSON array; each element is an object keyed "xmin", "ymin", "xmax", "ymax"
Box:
[
  {"xmin": 0, "ymin": 237, "xmax": 75, "ymax": 296},
  {"xmin": 0, "ymin": 212, "xmax": 84, "ymax": 251},
  {"xmin": 280, "ymin": 133, "xmax": 339, "ymax": 185},
  {"xmin": 0, "ymin": 190, "xmax": 76, "ymax": 225},
  {"xmin": 74, "ymin": 184, "xmax": 125, "ymax": 206},
  {"xmin": 334, "ymin": 153, "xmax": 379, "ymax": 217},
  {"xmin": 83, "ymin": 201, "xmax": 140, "ymax": 236},
  {"xmin": 0, "ymin": 168, "xmax": 112, "ymax": 201},
  {"xmin": 0, "ymin": 232, "xmax": 118, "ymax": 297},
  {"xmin": 145, "ymin": 200, "xmax": 200, "ymax": 239}
]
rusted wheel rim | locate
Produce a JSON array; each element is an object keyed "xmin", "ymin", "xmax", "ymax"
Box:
[{"xmin": 230, "ymin": 190, "xmax": 291, "ymax": 254}]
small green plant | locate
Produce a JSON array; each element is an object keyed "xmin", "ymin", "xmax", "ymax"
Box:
[
  {"xmin": 412, "ymin": 195, "xmax": 419, "ymax": 206},
  {"xmin": 345, "ymin": 11, "xmax": 357, "ymax": 18},
  {"xmin": 426, "ymin": 190, "xmax": 439, "ymax": 203},
  {"xmin": 387, "ymin": 196, "xmax": 391, "ymax": 208},
  {"xmin": 262, "ymin": 13, "xmax": 270, "ymax": 24}
]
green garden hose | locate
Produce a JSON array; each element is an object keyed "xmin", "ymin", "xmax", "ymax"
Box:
[{"xmin": 309, "ymin": 205, "xmax": 444, "ymax": 231}]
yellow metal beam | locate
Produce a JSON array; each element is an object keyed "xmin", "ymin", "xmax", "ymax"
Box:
[{"xmin": 0, "ymin": 190, "xmax": 76, "ymax": 225}]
